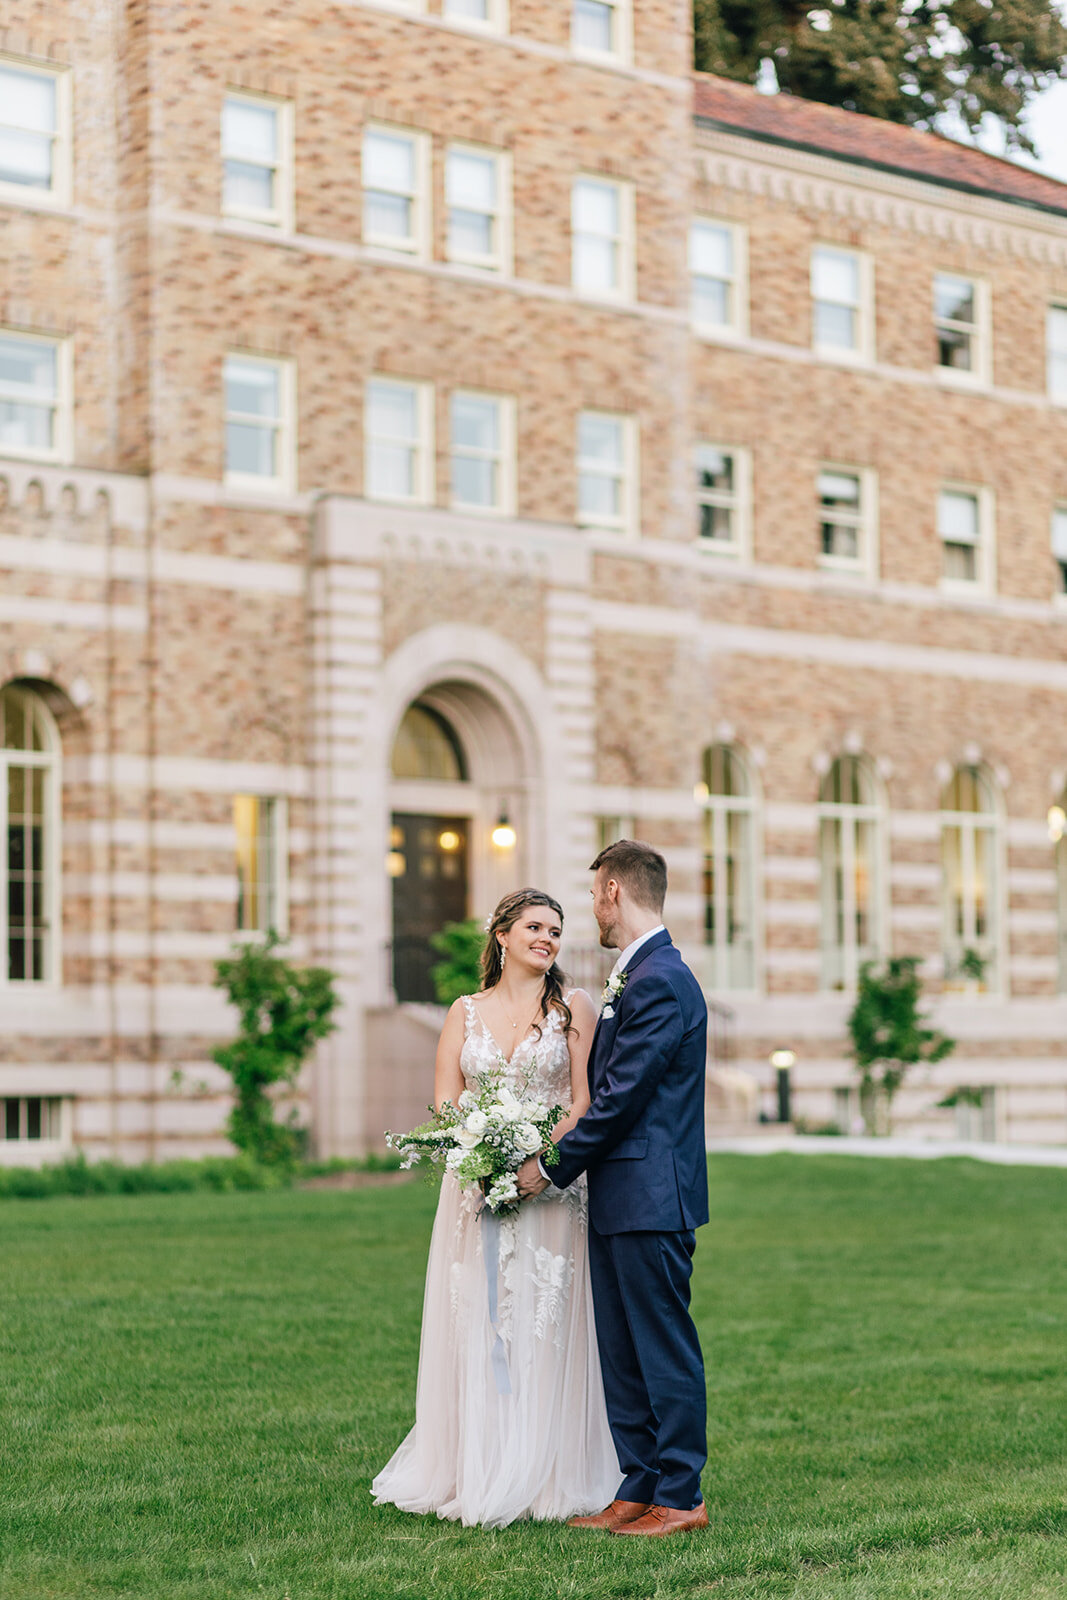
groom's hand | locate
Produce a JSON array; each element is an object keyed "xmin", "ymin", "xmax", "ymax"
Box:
[{"xmin": 516, "ymin": 1156, "xmax": 549, "ymax": 1199}]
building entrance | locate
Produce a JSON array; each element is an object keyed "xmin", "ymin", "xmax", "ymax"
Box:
[{"xmin": 389, "ymin": 813, "xmax": 469, "ymax": 1001}]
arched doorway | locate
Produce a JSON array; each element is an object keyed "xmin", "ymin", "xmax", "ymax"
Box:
[{"xmin": 388, "ymin": 681, "xmax": 528, "ymax": 1002}]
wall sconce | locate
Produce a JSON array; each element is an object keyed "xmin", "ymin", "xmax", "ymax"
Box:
[
  {"xmin": 491, "ymin": 811, "xmax": 517, "ymax": 850},
  {"xmin": 1048, "ymin": 805, "xmax": 1066, "ymax": 844}
]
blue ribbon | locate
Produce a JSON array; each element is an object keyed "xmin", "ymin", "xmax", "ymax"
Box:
[{"xmin": 481, "ymin": 1209, "xmax": 513, "ymax": 1396}]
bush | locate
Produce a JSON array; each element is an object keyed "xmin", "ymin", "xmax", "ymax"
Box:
[
  {"xmin": 0, "ymin": 1152, "xmax": 403, "ymax": 1202},
  {"xmin": 429, "ymin": 918, "xmax": 486, "ymax": 1005}
]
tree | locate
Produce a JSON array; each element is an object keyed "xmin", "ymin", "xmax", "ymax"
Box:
[
  {"xmin": 847, "ymin": 956, "xmax": 955, "ymax": 1133},
  {"xmin": 429, "ymin": 918, "xmax": 486, "ymax": 1006},
  {"xmin": 212, "ymin": 934, "xmax": 340, "ymax": 1166},
  {"xmin": 694, "ymin": 1, "xmax": 1067, "ymax": 155}
]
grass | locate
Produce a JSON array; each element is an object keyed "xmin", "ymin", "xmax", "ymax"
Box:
[{"xmin": 1, "ymin": 1154, "xmax": 1066, "ymax": 1600}]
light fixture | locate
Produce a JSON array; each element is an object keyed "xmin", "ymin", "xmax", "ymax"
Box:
[
  {"xmin": 769, "ymin": 1049, "xmax": 796, "ymax": 1071},
  {"xmin": 438, "ymin": 829, "xmax": 461, "ymax": 852},
  {"xmin": 693, "ymin": 781, "xmax": 710, "ymax": 803},
  {"xmin": 386, "ymin": 850, "xmax": 406, "ymax": 878},
  {"xmin": 1048, "ymin": 805, "xmax": 1066, "ymax": 843},
  {"xmin": 491, "ymin": 810, "xmax": 517, "ymax": 850}
]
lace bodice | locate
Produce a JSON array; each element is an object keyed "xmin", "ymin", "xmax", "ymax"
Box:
[{"xmin": 459, "ymin": 993, "xmax": 575, "ymax": 1109}]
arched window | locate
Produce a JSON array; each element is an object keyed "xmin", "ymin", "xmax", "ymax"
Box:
[
  {"xmin": 941, "ymin": 765, "xmax": 999, "ymax": 993},
  {"xmin": 818, "ymin": 754, "xmax": 882, "ymax": 992},
  {"xmin": 698, "ymin": 744, "xmax": 756, "ymax": 990},
  {"xmin": 390, "ymin": 702, "xmax": 468, "ymax": 782},
  {"xmin": 0, "ymin": 685, "xmax": 58, "ymax": 983}
]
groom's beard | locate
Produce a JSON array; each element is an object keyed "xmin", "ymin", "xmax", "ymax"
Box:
[{"xmin": 596, "ymin": 919, "xmax": 619, "ymax": 950}]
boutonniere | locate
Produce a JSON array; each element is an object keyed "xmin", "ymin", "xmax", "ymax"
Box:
[{"xmin": 599, "ymin": 969, "xmax": 628, "ymax": 1015}]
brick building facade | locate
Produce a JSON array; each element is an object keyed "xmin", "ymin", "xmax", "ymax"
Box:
[{"xmin": 3, "ymin": 1, "xmax": 1067, "ymax": 1161}]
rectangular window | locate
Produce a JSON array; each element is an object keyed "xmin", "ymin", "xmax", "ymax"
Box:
[
  {"xmin": 934, "ymin": 273, "xmax": 987, "ymax": 380},
  {"xmin": 1052, "ymin": 507, "xmax": 1067, "ymax": 594},
  {"xmin": 450, "ymin": 391, "xmax": 514, "ymax": 514},
  {"xmin": 695, "ymin": 444, "xmax": 749, "ymax": 558},
  {"xmin": 0, "ymin": 330, "xmax": 70, "ymax": 464},
  {"xmin": 572, "ymin": 176, "xmax": 633, "ymax": 301},
  {"xmin": 234, "ymin": 796, "xmax": 287, "ymax": 936},
  {"xmin": 446, "ymin": 145, "xmax": 509, "ymax": 272},
  {"xmin": 818, "ymin": 467, "xmax": 876, "ymax": 575},
  {"xmin": 1048, "ymin": 306, "xmax": 1067, "ymax": 402},
  {"xmin": 443, "ymin": 0, "xmax": 506, "ymax": 30},
  {"xmin": 2, "ymin": 1096, "xmax": 64, "ymax": 1142},
  {"xmin": 366, "ymin": 376, "xmax": 434, "ymax": 504},
  {"xmin": 577, "ymin": 410, "xmax": 636, "ymax": 535},
  {"xmin": 362, "ymin": 125, "xmax": 429, "ymax": 257},
  {"xmin": 811, "ymin": 246, "xmax": 869, "ymax": 357},
  {"xmin": 224, "ymin": 354, "xmax": 294, "ymax": 492},
  {"xmin": 221, "ymin": 92, "xmax": 292, "ymax": 229},
  {"xmin": 572, "ymin": 0, "xmax": 629, "ymax": 60},
  {"xmin": 690, "ymin": 220, "xmax": 744, "ymax": 335},
  {"xmin": 0, "ymin": 57, "xmax": 70, "ymax": 205},
  {"xmin": 939, "ymin": 487, "xmax": 993, "ymax": 591}
]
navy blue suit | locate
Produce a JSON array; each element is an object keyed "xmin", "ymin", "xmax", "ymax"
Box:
[{"xmin": 550, "ymin": 929, "xmax": 708, "ymax": 1510}]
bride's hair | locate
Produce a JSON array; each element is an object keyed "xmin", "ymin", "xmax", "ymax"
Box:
[{"xmin": 480, "ymin": 888, "xmax": 573, "ymax": 1037}]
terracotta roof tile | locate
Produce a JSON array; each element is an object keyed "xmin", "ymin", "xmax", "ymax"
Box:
[{"xmin": 693, "ymin": 74, "xmax": 1067, "ymax": 218}]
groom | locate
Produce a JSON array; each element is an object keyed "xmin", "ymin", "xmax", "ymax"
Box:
[{"xmin": 517, "ymin": 840, "xmax": 709, "ymax": 1536}]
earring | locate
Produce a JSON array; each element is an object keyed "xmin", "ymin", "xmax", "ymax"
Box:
[{"xmin": 499, "ymin": 944, "xmax": 507, "ymax": 970}]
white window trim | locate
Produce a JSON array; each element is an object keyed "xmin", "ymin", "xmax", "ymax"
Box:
[
  {"xmin": 695, "ymin": 441, "xmax": 752, "ymax": 563},
  {"xmin": 571, "ymin": 0, "xmax": 633, "ymax": 65},
  {"xmin": 940, "ymin": 791, "xmax": 1005, "ymax": 999},
  {"xmin": 1053, "ymin": 503, "xmax": 1067, "ymax": 609},
  {"xmin": 1048, "ymin": 303, "xmax": 1067, "ymax": 406},
  {"xmin": 698, "ymin": 759, "xmax": 761, "ymax": 996},
  {"xmin": 938, "ymin": 482, "xmax": 996, "ymax": 599},
  {"xmin": 221, "ymin": 89, "xmax": 294, "ymax": 233},
  {"xmin": 365, "ymin": 375, "xmax": 436, "ymax": 506},
  {"xmin": 449, "ymin": 389, "xmax": 516, "ymax": 517},
  {"xmin": 359, "ymin": 0, "xmax": 427, "ymax": 13},
  {"xmin": 571, "ymin": 174, "xmax": 635, "ymax": 305},
  {"xmin": 0, "ymin": 692, "xmax": 61, "ymax": 989},
  {"xmin": 362, "ymin": 122, "xmax": 432, "ymax": 261},
  {"xmin": 816, "ymin": 463, "xmax": 879, "ymax": 582},
  {"xmin": 441, "ymin": 0, "xmax": 509, "ymax": 35},
  {"xmin": 690, "ymin": 217, "xmax": 748, "ymax": 341},
  {"xmin": 234, "ymin": 795, "xmax": 290, "ymax": 939},
  {"xmin": 934, "ymin": 272, "xmax": 992, "ymax": 388},
  {"xmin": 445, "ymin": 141, "xmax": 512, "ymax": 276},
  {"xmin": 0, "ymin": 329, "xmax": 72, "ymax": 466},
  {"xmin": 811, "ymin": 244, "xmax": 875, "ymax": 365},
  {"xmin": 577, "ymin": 410, "xmax": 638, "ymax": 537},
  {"xmin": 223, "ymin": 353, "xmax": 297, "ymax": 496},
  {"xmin": 0, "ymin": 54, "xmax": 72, "ymax": 211},
  {"xmin": 817, "ymin": 769, "xmax": 888, "ymax": 995}
]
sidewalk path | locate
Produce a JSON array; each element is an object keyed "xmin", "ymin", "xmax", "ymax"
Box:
[{"xmin": 706, "ymin": 1134, "xmax": 1067, "ymax": 1169}]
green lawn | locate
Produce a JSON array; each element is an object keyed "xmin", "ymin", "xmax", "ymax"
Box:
[{"xmin": 2, "ymin": 1155, "xmax": 1067, "ymax": 1600}]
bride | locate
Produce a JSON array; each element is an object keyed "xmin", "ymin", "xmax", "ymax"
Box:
[{"xmin": 372, "ymin": 887, "xmax": 620, "ymax": 1527}]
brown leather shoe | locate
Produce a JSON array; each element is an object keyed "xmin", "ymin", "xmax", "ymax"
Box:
[
  {"xmin": 612, "ymin": 1502, "xmax": 710, "ymax": 1536},
  {"xmin": 567, "ymin": 1499, "xmax": 652, "ymax": 1531}
]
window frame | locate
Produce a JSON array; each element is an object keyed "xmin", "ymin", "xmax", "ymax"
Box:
[
  {"xmin": 223, "ymin": 352, "xmax": 297, "ymax": 496},
  {"xmin": 817, "ymin": 755, "xmax": 886, "ymax": 994},
  {"xmin": 576, "ymin": 409, "xmax": 638, "ymax": 537},
  {"xmin": 0, "ymin": 686, "xmax": 61, "ymax": 989},
  {"xmin": 816, "ymin": 463, "xmax": 879, "ymax": 581},
  {"xmin": 444, "ymin": 141, "xmax": 512, "ymax": 275},
  {"xmin": 234, "ymin": 794, "xmax": 289, "ymax": 939},
  {"xmin": 0, "ymin": 54, "xmax": 72, "ymax": 210},
  {"xmin": 0, "ymin": 328, "xmax": 72, "ymax": 466},
  {"xmin": 697, "ymin": 744, "xmax": 760, "ymax": 994},
  {"xmin": 694, "ymin": 441, "xmax": 751, "ymax": 561},
  {"xmin": 689, "ymin": 217, "xmax": 747, "ymax": 340},
  {"xmin": 220, "ymin": 89, "xmax": 294, "ymax": 233},
  {"xmin": 449, "ymin": 388, "xmax": 516, "ymax": 517},
  {"xmin": 1053, "ymin": 504, "xmax": 1067, "ymax": 605},
  {"xmin": 940, "ymin": 766, "xmax": 1003, "ymax": 996},
  {"xmin": 571, "ymin": 0, "xmax": 632, "ymax": 65},
  {"xmin": 810, "ymin": 244, "xmax": 874, "ymax": 364},
  {"xmin": 442, "ymin": 0, "xmax": 508, "ymax": 35},
  {"xmin": 361, "ymin": 122, "xmax": 432, "ymax": 260},
  {"xmin": 365, "ymin": 374, "xmax": 436, "ymax": 506},
  {"xmin": 1048, "ymin": 303, "xmax": 1067, "ymax": 405},
  {"xmin": 933, "ymin": 271, "xmax": 991, "ymax": 387},
  {"xmin": 571, "ymin": 173, "xmax": 635, "ymax": 304},
  {"xmin": 938, "ymin": 482, "xmax": 996, "ymax": 598},
  {"xmin": 1, "ymin": 1094, "xmax": 70, "ymax": 1149}
]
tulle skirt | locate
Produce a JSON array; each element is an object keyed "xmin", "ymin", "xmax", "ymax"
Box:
[{"xmin": 372, "ymin": 1172, "xmax": 620, "ymax": 1528}]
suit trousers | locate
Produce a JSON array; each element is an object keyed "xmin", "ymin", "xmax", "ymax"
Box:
[{"xmin": 587, "ymin": 1224, "xmax": 707, "ymax": 1510}]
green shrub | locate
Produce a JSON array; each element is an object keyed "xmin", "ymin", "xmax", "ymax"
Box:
[
  {"xmin": 0, "ymin": 1151, "xmax": 404, "ymax": 1202},
  {"xmin": 429, "ymin": 917, "xmax": 486, "ymax": 1005}
]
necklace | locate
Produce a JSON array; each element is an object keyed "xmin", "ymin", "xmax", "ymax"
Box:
[{"xmin": 495, "ymin": 988, "xmax": 542, "ymax": 1035}]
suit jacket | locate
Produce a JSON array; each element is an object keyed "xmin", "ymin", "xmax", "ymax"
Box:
[{"xmin": 550, "ymin": 929, "xmax": 709, "ymax": 1235}]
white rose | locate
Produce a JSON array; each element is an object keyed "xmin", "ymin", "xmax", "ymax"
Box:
[
  {"xmin": 464, "ymin": 1109, "xmax": 488, "ymax": 1136},
  {"xmin": 501, "ymin": 1101, "xmax": 524, "ymax": 1123},
  {"xmin": 457, "ymin": 1089, "xmax": 476, "ymax": 1111},
  {"xmin": 455, "ymin": 1127, "xmax": 481, "ymax": 1150},
  {"xmin": 521, "ymin": 1101, "xmax": 547, "ymax": 1123},
  {"xmin": 496, "ymin": 1085, "xmax": 517, "ymax": 1106},
  {"xmin": 514, "ymin": 1122, "xmax": 542, "ymax": 1154},
  {"xmin": 445, "ymin": 1147, "xmax": 465, "ymax": 1170}
]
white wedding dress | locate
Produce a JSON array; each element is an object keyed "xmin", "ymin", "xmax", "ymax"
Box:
[{"xmin": 372, "ymin": 992, "xmax": 620, "ymax": 1528}]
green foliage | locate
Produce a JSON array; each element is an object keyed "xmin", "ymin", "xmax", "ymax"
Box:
[
  {"xmin": 693, "ymin": 0, "xmax": 1067, "ymax": 155},
  {"xmin": 429, "ymin": 916, "xmax": 486, "ymax": 1005},
  {"xmin": 212, "ymin": 932, "xmax": 339, "ymax": 1166},
  {"xmin": 0, "ymin": 1152, "xmax": 403, "ymax": 1202},
  {"xmin": 847, "ymin": 956, "xmax": 955, "ymax": 1131}
]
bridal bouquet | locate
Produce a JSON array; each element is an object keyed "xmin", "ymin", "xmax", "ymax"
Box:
[{"xmin": 386, "ymin": 1065, "xmax": 564, "ymax": 1215}]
